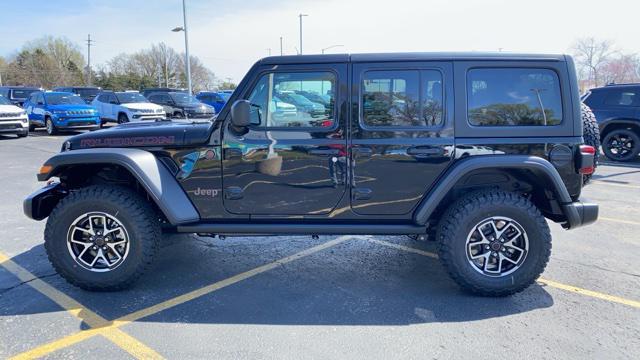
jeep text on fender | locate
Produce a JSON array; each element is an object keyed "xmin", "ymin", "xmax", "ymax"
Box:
[{"xmin": 24, "ymin": 53, "xmax": 598, "ymax": 296}]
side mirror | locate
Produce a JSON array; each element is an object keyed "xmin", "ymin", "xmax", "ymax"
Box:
[{"xmin": 230, "ymin": 100, "xmax": 251, "ymax": 127}]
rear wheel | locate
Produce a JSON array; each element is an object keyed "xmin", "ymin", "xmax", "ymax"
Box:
[
  {"xmin": 45, "ymin": 117, "xmax": 58, "ymax": 135},
  {"xmin": 602, "ymin": 129, "xmax": 640, "ymax": 162},
  {"xmin": 44, "ymin": 185, "xmax": 161, "ymax": 291},
  {"xmin": 437, "ymin": 190, "xmax": 551, "ymax": 297},
  {"xmin": 17, "ymin": 131, "xmax": 28, "ymax": 138},
  {"xmin": 173, "ymin": 111, "xmax": 184, "ymax": 119}
]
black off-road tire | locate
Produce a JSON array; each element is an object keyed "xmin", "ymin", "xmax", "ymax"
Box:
[
  {"xmin": 44, "ymin": 185, "xmax": 161, "ymax": 291},
  {"xmin": 437, "ymin": 190, "xmax": 551, "ymax": 297},
  {"xmin": 581, "ymin": 103, "xmax": 600, "ymax": 183}
]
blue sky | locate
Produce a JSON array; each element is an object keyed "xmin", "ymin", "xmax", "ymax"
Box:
[{"xmin": 1, "ymin": 0, "xmax": 639, "ymax": 82}]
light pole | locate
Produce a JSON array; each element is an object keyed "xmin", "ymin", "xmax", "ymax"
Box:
[
  {"xmin": 172, "ymin": 0, "xmax": 192, "ymax": 95},
  {"xmin": 280, "ymin": 36, "xmax": 283, "ymax": 56},
  {"xmin": 322, "ymin": 44, "xmax": 344, "ymax": 54},
  {"xmin": 266, "ymin": 48, "xmax": 272, "ymax": 56},
  {"xmin": 298, "ymin": 14, "xmax": 308, "ymax": 55}
]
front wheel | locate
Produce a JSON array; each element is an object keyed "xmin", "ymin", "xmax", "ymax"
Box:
[
  {"xmin": 437, "ymin": 190, "xmax": 551, "ymax": 297},
  {"xmin": 45, "ymin": 118, "xmax": 58, "ymax": 135},
  {"xmin": 117, "ymin": 113, "xmax": 129, "ymax": 124},
  {"xmin": 602, "ymin": 129, "xmax": 640, "ymax": 162},
  {"xmin": 44, "ymin": 185, "xmax": 161, "ymax": 291}
]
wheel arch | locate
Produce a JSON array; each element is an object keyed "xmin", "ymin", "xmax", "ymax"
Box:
[
  {"xmin": 34, "ymin": 148, "xmax": 199, "ymax": 225},
  {"xmin": 413, "ymin": 156, "xmax": 578, "ymax": 228},
  {"xmin": 600, "ymin": 119, "xmax": 640, "ymax": 139}
]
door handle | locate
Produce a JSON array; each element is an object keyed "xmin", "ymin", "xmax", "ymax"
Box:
[
  {"xmin": 406, "ymin": 147, "xmax": 443, "ymax": 156},
  {"xmin": 308, "ymin": 148, "xmax": 341, "ymax": 157},
  {"xmin": 224, "ymin": 186, "xmax": 244, "ymax": 200},
  {"xmin": 352, "ymin": 147, "xmax": 372, "ymax": 158},
  {"xmin": 224, "ymin": 148, "xmax": 243, "ymax": 159},
  {"xmin": 352, "ymin": 187, "xmax": 372, "ymax": 200}
]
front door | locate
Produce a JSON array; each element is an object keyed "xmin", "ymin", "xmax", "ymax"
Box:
[
  {"xmin": 222, "ymin": 63, "xmax": 348, "ymax": 216},
  {"xmin": 350, "ymin": 62, "xmax": 455, "ymax": 215}
]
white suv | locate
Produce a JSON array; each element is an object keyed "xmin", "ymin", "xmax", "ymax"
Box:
[
  {"xmin": 0, "ymin": 94, "xmax": 29, "ymax": 137},
  {"xmin": 92, "ymin": 91, "xmax": 166, "ymax": 124}
]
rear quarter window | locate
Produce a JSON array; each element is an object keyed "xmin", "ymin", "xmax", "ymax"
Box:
[
  {"xmin": 603, "ymin": 89, "xmax": 639, "ymax": 106},
  {"xmin": 467, "ymin": 68, "xmax": 563, "ymax": 126}
]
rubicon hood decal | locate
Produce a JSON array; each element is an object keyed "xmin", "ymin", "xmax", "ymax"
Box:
[{"xmin": 79, "ymin": 136, "xmax": 176, "ymax": 148}]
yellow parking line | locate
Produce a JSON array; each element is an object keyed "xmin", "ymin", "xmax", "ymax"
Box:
[
  {"xmin": 600, "ymin": 217, "xmax": 640, "ymax": 226},
  {"xmin": 591, "ymin": 180, "xmax": 640, "ymax": 189},
  {"xmin": 7, "ymin": 236, "xmax": 351, "ymax": 359},
  {"xmin": 536, "ymin": 278, "xmax": 640, "ymax": 308},
  {"xmin": 0, "ymin": 252, "xmax": 163, "ymax": 360},
  {"xmin": 369, "ymin": 239, "xmax": 640, "ymax": 309}
]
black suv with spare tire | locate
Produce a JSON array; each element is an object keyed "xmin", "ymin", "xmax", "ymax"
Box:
[{"xmin": 24, "ymin": 53, "xmax": 599, "ymax": 296}]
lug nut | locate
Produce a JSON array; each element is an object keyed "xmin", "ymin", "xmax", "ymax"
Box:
[
  {"xmin": 92, "ymin": 246, "xmax": 97, "ymax": 250},
  {"xmin": 492, "ymin": 252, "xmax": 497, "ymax": 256},
  {"xmin": 485, "ymin": 245, "xmax": 490, "ymax": 250}
]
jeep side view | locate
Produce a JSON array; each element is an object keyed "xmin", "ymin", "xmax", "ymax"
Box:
[
  {"xmin": 582, "ymin": 83, "xmax": 640, "ymax": 162},
  {"xmin": 24, "ymin": 53, "xmax": 598, "ymax": 296}
]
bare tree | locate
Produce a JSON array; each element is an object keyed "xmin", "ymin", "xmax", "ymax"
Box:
[
  {"xmin": 572, "ymin": 37, "xmax": 616, "ymax": 87},
  {"xmin": 601, "ymin": 54, "xmax": 640, "ymax": 85}
]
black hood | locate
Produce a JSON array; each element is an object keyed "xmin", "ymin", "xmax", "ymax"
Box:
[{"xmin": 66, "ymin": 121, "xmax": 214, "ymax": 150}]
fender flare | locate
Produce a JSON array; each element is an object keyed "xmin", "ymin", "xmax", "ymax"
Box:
[
  {"xmin": 37, "ymin": 148, "xmax": 200, "ymax": 225},
  {"xmin": 413, "ymin": 155, "xmax": 577, "ymax": 226},
  {"xmin": 598, "ymin": 118, "xmax": 640, "ymax": 132}
]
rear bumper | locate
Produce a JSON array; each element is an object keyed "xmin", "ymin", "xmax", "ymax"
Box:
[{"xmin": 562, "ymin": 199, "xmax": 599, "ymax": 229}]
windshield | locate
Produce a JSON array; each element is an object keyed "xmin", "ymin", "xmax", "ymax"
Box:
[
  {"xmin": 170, "ymin": 92, "xmax": 200, "ymax": 104},
  {"xmin": 116, "ymin": 92, "xmax": 148, "ymax": 104},
  {"xmin": 46, "ymin": 93, "xmax": 86, "ymax": 105},
  {"xmin": 11, "ymin": 89, "xmax": 38, "ymax": 99},
  {"xmin": 0, "ymin": 95, "xmax": 12, "ymax": 105},
  {"xmin": 75, "ymin": 88, "xmax": 100, "ymax": 98}
]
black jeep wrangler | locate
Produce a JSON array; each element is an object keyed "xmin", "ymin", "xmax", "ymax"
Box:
[{"xmin": 24, "ymin": 53, "xmax": 598, "ymax": 296}]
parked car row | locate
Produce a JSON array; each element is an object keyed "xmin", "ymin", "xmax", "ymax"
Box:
[{"xmin": 0, "ymin": 86, "xmax": 234, "ymax": 136}]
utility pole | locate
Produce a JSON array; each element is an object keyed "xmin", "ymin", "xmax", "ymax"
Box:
[
  {"xmin": 86, "ymin": 34, "xmax": 93, "ymax": 86},
  {"xmin": 298, "ymin": 14, "xmax": 308, "ymax": 55},
  {"xmin": 172, "ymin": 0, "xmax": 192, "ymax": 95},
  {"xmin": 266, "ymin": 48, "xmax": 272, "ymax": 56},
  {"xmin": 280, "ymin": 37, "xmax": 283, "ymax": 56}
]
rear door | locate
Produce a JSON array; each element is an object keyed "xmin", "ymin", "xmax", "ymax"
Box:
[
  {"xmin": 351, "ymin": 62, "xmax": 454, "ymax": 215},
  {"xmin": 221, "ymin": 63, "xmax": 348, "ymax": 216}
]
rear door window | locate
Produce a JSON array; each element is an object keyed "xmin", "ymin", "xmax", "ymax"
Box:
[
  {"xmin": 361, "ymin": 70, "xmax": 444, "ymax": 128},
  {"xmin": 467, "ymin": 68, "xmax": 563, "ymax": 126},
  {"xmin": 604, "ymin": 90, "xmax": 638, "ymax": 106}
]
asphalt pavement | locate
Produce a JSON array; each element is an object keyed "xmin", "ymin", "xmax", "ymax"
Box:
[{"xmin": 0, "ymin": 130, "xmax": 639, "ymax": 359}]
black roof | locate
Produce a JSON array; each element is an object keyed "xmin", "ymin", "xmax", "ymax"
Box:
[{"xmin": 259, "ymin": 52, "xmax": 566, "ymax": 65}]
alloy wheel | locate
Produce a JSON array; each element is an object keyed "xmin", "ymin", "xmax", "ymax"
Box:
[
  {"xmin": 465, "ymin": 216, "xmax": 529, "ymax": 277},
  {"xmin": 607, "ymin": 134, "xmax": 635, "ymax": 159},
  {"xmin": 66, "ymin": 212, "xmax": 130, "ymax": 272}
]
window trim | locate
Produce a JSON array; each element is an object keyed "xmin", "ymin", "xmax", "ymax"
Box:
[
  {"xmin": 358, "ymin": 67, "xmax": 446, "ymax": 131},
  {"xmin": 242, "ymin": 69, "xmax": 340, "ymax": 132},
  {"xmin": 465, "ymin": 66, "xmax": 565, "ymax": 128}
]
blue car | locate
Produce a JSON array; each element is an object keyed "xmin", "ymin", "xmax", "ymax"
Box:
[
  {"xmin": 195, "ymin": 91, "xmax": 230, "ymax": 113},
  {"xmin": 23, "ymin": 92, "xmax": 101, "ymax": 135}
]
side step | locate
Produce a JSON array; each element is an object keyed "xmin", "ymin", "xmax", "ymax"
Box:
[{"xmin": 176, "ymin": 223, "xmax": 427, "ymax": 235}]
